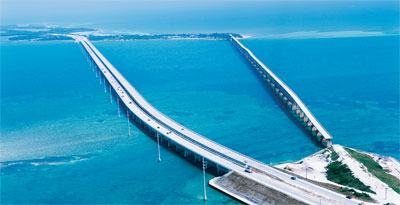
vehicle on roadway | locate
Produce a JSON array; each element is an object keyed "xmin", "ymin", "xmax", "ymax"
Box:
[
  {"xmin": 290, "ymin": 176, "xmax": 297, "ymax": 180},
  {"xmin": 244, "ymin": 164, "xmax": 253, "ymax": 173}
]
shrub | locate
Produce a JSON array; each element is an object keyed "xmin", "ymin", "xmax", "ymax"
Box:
[
  {"xmin": 326, "ymin": 161, "xmax": 375, "ymax": 193},
  {"xmin": 344, "ymin": 147, "xmax": 400, "ymax": 194},
  {"xmin": 339, "ymin": 187, "xmax": 372, "ymax": 200}
]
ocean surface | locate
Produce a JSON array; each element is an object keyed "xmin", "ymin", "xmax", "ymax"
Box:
[{"xmin": 1, "ymin": 0, "xmax": 399, "ymax": 204}]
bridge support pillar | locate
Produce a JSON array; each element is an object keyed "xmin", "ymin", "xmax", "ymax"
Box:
[
  {"xmin": 291, "ymin": 105, "xmax": 297, "ymax": 113},
  {"xmin": 117, "ymin": 98, "xmax": 120, "ymax": 118},
  {"xmin": 230, "ymin": 35, "xmax": 333, "ymax": 148},
  {"xmin": 157, "ymin": 132, "xmax": 161, "ymax": 162},
  {"xmin": 109, "ymin": 85, "xmax": 112, "ymax": 104},
  {"xmin": 104, "ymin": 78, "xmax": 106, "ymax": 93},
  {"xmin": 202, "ymin": 157, "xmax": 207, "ymax": 201},
  {"xmin": 316, "ymin": 132, "xmax": 322, "ymax": 142},
  {"xmin": 311, "ymin": 126, "xmax": 317, "ymax": 132},
  {"xmin": 127, "ymin": 110, "xmax": 131, "ymax": 136},
  {"xmin": 322, "ymin": 138, "xmax": 332, "ymax": 148}
]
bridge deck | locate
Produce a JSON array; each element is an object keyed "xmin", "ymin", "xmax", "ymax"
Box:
[
  {"xmin": 71, "ymin": 35, "xmax": 357, "ymax": 205},
  {"xmin": 230, "ymin": 35, "xmax": 332, "ymax": 146}
]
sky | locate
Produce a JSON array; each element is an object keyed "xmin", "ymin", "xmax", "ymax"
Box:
[{"xmin": 1, "ymin": 0, "xmax": 399, "ymax": 35}]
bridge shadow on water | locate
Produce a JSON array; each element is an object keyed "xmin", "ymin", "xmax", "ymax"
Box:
[
  {"xmin": 91, "ymin": 38, "xmax": 322, "ymax": 179},
  {"xmin": 112, "ymin": 41, "xmax": 323, "ymax": 178},
  {"xmin": 83, "ymin": 41, "xmax": 228, "ymax": 177},
  {"xmin": 117, "ymin": 101, "xmax": 228, "ymax": 177},
  {"xmin": 118, "ymin": 41, "xmax": 323, "ymax": 177}
]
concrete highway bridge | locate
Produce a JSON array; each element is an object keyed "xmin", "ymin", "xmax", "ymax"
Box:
[
  {"xmin": 230, "ymin": 35, "xmax": 332, "ymax": 148},
  {"xmin": 70, "ymin": 35, "xmax": 355, "ymax": 204}
]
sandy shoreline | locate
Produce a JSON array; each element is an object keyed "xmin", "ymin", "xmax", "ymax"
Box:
[{"xmin": 275, "ymin": 144, "xmax": 400, "ymax": 204}]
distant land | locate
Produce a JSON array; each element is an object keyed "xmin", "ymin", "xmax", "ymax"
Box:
[{"xmin": 0, "ymin": 25, "xmax": 243, "ymax": 41}]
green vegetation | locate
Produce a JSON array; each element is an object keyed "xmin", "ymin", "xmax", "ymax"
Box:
[
  {"xmin": 318, "ymin": 182, "xmax": 375, "ymax": 202},
  {"xmin": 339, "ymin": 187, "xmax": 372, "ymax": 201},
  {"xmin": 1, "ymin": 25, "xmax": 95, "ymax": 41},
  {"xmin": 344, "ymin": 147, "xmax": 400, "ymax": 194},
  {"xmin": 88, "ymin": 33, "xmax": 243, "ymax": 41},
  {"xmin": 321, "ymin": 149, "xmax": 328, "ymax": 155},
  {"xmin": 326, "ymin": 161, "xmax": 375, "ymax": 193},
  {"xmin": 1, "ymin": 25, "xmax": 243, "ymax": 41},
  {"xmin": 278, "ymin": 160, "xmax": 375, "ymax": 202},
  {"xmin": 8, "ymin": 35, "xmax": 73, "ymax": 41},
  {"xmin": 329, "ymin": 148, "xmax": 339, "ymax": 161}
]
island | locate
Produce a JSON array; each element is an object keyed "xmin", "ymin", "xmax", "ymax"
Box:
[{"xmin": 0, "ymin": 25, "xmax": 243, "ymax": 41}]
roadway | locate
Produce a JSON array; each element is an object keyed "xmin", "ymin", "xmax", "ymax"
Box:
[
  {"xmin": 230, "ymin": 35, "xmax": 332, "ymax": 145},
  {"xmin": 71, "ymin": 35, "xmax": 360, "ymax": 205}
]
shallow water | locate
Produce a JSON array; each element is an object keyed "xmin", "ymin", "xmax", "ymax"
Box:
[
  {"xmin": 1, "ymin": 35, "xmax": 398, "ymax": 203},
  {"xmin": 93, "ymin": 39, "xmax": 320, "ymax": 164},
  {"xmin": 1, "ymin": 1, "xmax": 399, "ymax": 203},
  {"xmin": 0, "ymin": 41, "xmax": 237, "ymax": 204},
  {"xmin": 241, "ymin": 36, "xmax": 400, "ymax": 159}
]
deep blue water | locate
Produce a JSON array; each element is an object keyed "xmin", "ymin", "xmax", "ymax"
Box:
[{"xmin": 1, "ymin": 0, "xmax": 399, "ymax": 204}]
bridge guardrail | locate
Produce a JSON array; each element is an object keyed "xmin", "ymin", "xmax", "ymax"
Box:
[
  {"xmin": 79, "ymin": 38, "xmax": 249, "ymax": 169},
  {"xmin": 229, "ymin": 35, "xmax": 332, "ymax": 147}
]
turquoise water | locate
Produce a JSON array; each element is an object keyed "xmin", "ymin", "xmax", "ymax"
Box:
[
  {"xmin": 241, "ymin": 36, "xmax": 400, "ymax": 158},
  {"xmin": 0, "ymin": 41, "xmax": 237, "ymax": 204},
  {"xmin": 1, "ymin": 36, "xmax": 398, "ymax": 204},
  {"xmin": 1, "ymin": 1, "xmax": 399, "ymax": 204},
  {"xmin": 93, "ymin": 40, "xmax": 320, "ymax": 163}
]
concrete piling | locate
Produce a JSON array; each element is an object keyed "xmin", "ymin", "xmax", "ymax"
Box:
[{"xmin": 229, "ymin": 35, "xmax": 332, "ymax": 147}]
